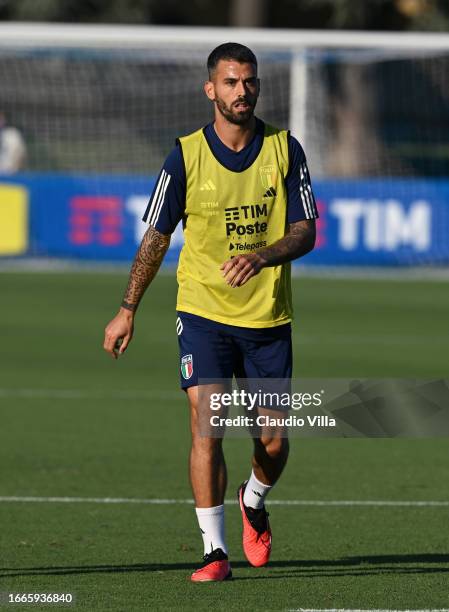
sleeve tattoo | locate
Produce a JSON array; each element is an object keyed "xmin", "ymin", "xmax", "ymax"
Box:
[
  {"xmin": 257, "ymin": 219, "xmax": 316, "ymax": 267},
  {"xmin": 121, "ymin": 226, "xmax": 171, "ymax": 312}
]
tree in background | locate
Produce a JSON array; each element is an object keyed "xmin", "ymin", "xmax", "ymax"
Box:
[
  {"xmin": 0, "ymin": 0, "xmax": 229, "ymax": 25},
  {"xmin": 1, "ymin": 0, "xmax": 449, "ymax": 29},
  {"xmin": 271, "ymin": 0, "xmax": 449, "ymax": 31},
  {"xmin": 0, "ymin": 0, "xmax": 150, "ymax": 23}
]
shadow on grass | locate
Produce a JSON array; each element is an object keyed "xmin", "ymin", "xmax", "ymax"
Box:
[{"xmin": 2, "ymin": 554, "xmax": 449, "ymax": 580}]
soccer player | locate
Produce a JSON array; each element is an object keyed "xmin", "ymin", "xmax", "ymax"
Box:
[{"xmin": 103, "ymin": 42, "xmax": 318, "ymax": 582}]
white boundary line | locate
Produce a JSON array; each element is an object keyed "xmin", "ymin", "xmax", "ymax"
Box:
[
  {"xmin": 288, "ymin": 609, "xmax": 449, "ymax": 612},
  {"xmin": 1, "ymin": 496, "xmax": 449, "ymax": 507}
]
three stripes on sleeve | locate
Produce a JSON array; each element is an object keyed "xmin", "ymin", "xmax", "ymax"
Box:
[
  {"xmin": 143, "ymin": 169, "xmax": 171, "ymax": 226},
  {"xmin": 299, "ymin": 162, "xmax": 318, "ymax": 220}
]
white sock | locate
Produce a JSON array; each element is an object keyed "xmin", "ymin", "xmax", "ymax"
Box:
[
  {"xmin": 243, "ymin": 470, "xmax": 273, "ymax": 510},
  {"xmin": 195, "ymin": 504, "xmax": 227, "ymax": 556}
]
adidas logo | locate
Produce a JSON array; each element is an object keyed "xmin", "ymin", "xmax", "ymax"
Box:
[
  {"xmin": 200, "ymin": 179, "xmax": 216, "ymax": 191},
  {"xmin": 263, "ymin": 186, "xmax": 277, "ymax": 198}
]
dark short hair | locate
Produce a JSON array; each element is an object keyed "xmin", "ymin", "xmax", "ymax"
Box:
[{"xmin": 207, "ymin": 42, "xmax": 258, "ymax": 78}]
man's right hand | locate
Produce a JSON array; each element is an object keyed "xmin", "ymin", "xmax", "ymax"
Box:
[
  {"xmin": 103, "ymin": 308, "xmax": 135, "ymax": 360},
  {"xmin": 102, "ymin": 226, "xmax": 170, "ymax": 360}
]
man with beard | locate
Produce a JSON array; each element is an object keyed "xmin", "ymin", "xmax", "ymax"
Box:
[{"xmin": 103, "ymin": 43, "xmax": 318, "ymax": 581}]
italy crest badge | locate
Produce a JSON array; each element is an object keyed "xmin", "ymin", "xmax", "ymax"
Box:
[{"xmin": 181, "ymin": 354, "xmax": 193, "ymax": 380}]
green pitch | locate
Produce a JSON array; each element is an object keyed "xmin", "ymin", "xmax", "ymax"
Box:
[{"xmin": 1, "ymin": 271, "xmax": 449, "ymax": 611}]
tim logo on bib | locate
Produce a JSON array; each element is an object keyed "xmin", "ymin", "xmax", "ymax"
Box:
[{"xmin": 181, "ymin": 354, "xmax": 193, "ymax": 380}]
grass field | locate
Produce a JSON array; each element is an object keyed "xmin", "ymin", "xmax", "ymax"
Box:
[{"xmin": 1, "ymin": 271, "xmax": 449, "ymax": 611}]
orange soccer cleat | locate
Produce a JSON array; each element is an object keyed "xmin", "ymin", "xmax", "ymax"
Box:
[
  {"xmin": 238, "ymin": 481, "xmax": 272, "ymax": 567},
  {"xmin": 190, "ymin": 548, "xmax": 232, "ymax": 582}
]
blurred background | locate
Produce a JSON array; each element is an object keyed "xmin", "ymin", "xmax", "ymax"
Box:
[{"xmin": 0, "ymin": 0, "xmax": 449, "ymax": 265}]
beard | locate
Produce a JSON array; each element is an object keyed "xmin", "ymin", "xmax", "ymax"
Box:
[{"xmin": 214, "ymin": 95, "xmax": 256, "ymax": 125}]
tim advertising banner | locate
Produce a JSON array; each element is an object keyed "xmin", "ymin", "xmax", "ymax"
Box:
[{"xmin": 1, "ymin": 173, "xmax": 448, "ymax": 266}]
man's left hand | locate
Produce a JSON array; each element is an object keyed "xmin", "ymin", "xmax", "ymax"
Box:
[{"xmin": 220, "ymin": 253, "xmax": 266, "ymax": 288}]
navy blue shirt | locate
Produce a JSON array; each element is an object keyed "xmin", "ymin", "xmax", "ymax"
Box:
[{"xmin": 143, "ymin": 118, "xmax": 318, "ymax": 232}]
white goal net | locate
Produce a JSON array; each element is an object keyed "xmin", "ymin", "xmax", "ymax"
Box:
[{"xmin": 1, "ymin": 24, "xmax": 447, "ymax": 178}]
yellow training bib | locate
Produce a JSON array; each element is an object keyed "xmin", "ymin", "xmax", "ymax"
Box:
[{"xmin": 176, "ymin": 123, "xmax": 292, "ymax": 328}]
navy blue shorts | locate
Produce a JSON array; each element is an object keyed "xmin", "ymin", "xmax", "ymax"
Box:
[{"xmin": 176, "ymin": 311, "xmax": 292, "ymax": 390}]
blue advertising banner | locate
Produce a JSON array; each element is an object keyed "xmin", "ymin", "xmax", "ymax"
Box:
[{"xmin": 1, "ymin": 173, "xmax": 448, "ymax": 265}]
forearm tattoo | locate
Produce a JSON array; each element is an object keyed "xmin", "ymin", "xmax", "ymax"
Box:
[
  {"xmin": 257, "ymin": 219, "xmax": 316, "ymax": 267},
  {"xmin": 121, "ymin": 226, "xmax": 170, "ymax": 312}
]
